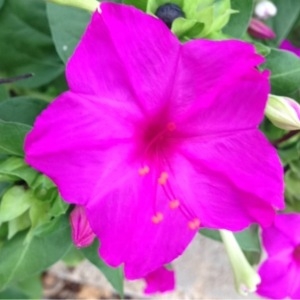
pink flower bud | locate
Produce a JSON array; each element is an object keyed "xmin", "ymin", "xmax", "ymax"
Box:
[
  {"xmin": 70, "ymin": 206, "xmax": 95, "ymax": 248},
  {"xmin": 248, "ymin": 18, "xmax": 276, "ymax": 40}
]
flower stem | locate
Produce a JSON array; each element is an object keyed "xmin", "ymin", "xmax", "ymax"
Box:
[{"xmin": 220, "ymin": 230, "xmax": 261, "ymax": 295}]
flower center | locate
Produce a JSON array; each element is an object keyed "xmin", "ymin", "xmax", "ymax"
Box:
[
  {"xmin": 155, "ymin": 3, "xmax": 185, "ymax": 29},
  {"xmin": 293, "ymin": 244, "xmax": 300, "ymax": 263},
  {"xmin": 136, "ymin": 119, "xmax": 200, "ymax": 230}
]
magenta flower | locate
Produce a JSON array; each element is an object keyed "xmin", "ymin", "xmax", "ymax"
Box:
[
  {"xmin": 70, "ymin": 205, "xmax": 95, "ymax": 248},
  {"xmin": 144, "ymin": 266, "xmax": 175, "ymax": 294},
  {"xmin": 280, "ymin": 40, "xmax": 300, "ymax": 57},
  {"xmin": 257, "ymin": 213, "xmax": 300, "ymax": 299},
  {"xmin": 25, "ymin": 3, "xmax": 284, "ymax": 279}
]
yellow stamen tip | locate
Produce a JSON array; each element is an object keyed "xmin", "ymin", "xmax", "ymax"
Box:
[
  {"xmin": 152, "ymin": 212, "xmax": 164, "ymax": 224},
  {"xmin": 158, "ymin": 172, "xmax": 168, "ymax": 185},
  {"xmin": 138, "ymin": 165, "xmax": 150, "ymax": 176},
  {"xmin": 167, "ymin": 122, "xmax": 176, "ymax": 131},
  {"xmin": 169, "ymin": 199, "xmax": 180, "ymax": 209},
  {"xmin": 188, "ymin": 219, "xmax": 200, "ymax": 230}
]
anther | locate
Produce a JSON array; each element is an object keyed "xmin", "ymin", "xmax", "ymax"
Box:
[
  {"xmin": 158, "ymin": 172, "xmax": 168, "ymax": 185},
  {"xmin": 188, "ymin": 218, "xmax": 200, "ymax": 230},
  {"xmin": 138, "ymin": 165, "xmax": 150, "ymax": 176},
  {"xmin": 166, "ymin": 122, "xmax": 176, "ymax": 131},
  {"xmin": 152, "ymin": 212, "xmax": 164, "ymax": 224},
  {"xmin": 169, "ymin": 199, "xmax": 180, "ymax": 209}
]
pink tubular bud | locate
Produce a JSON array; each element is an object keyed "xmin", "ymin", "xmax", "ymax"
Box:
[
  {"xmin": 248, "ymin": 18, "xmax": 276, "ymax": 40},
  {"xmin": 70, "ymin": 205, "xmax": 95, "ymax": 248}
]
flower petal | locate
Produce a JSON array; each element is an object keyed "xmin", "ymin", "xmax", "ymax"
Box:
[
  {"xmin": 269, "ymin": 213, "xmax": 300, "ymax": 245},
  {"xmin": 67, "ymin": 3, "xmax": 180, "ymax": 114},
  {"xmin": 144, "ymin": 266, "xmax": 175, "ymax": 294},
  {"xmin": 171, "ymin": 129, "xmax": 283, "ymax": 230},
  {"xmin": 257, "ymin": 258, "xmax": 292, "ymax": 299},
  {"xmin": 25, "ymin": 91, "xmax": 136, "ymax": 205},
  {"xmin": 170, "ymin": 39, "xmax": 269, "ymax": 132},
  {"xmin": 85, "ymin": 171, "xmax": 196, "ymax": 279}
]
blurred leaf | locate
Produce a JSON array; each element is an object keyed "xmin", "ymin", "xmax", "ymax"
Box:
[
  {"xmin": 0, "ymin": 85, "xmax": 8, "ymax": 101},
  {"xmin": 223, "ymin": 0, "xmax": 253, "ymax": 38},
  {"xmin": 62, "ymin": 245, "xmax": 84, "ymax": 266},
  {"xmin": 0, "ymin": 186, "xmax": 32, "ymax": 223},
  {"xmin": 0, "ymin": 120, "xmax": 31, "ymax": 156},
  {"xmin": 8, "ymin": 211, "xmax": 31, "ymax": 239},
  {"xmin": 81, "ymin": 240, "xmax": 124, "ymax": 297},
  {"xmin": 15, "ymin": 275, "xmax": 43, "ymax": 299},
  {"xmin": 0, "ymin": 287, "xmax": 29, "ymax": 299},
  {"xmin": 0, "ymin": 215, "xmax": 72, "ymax": 291},
  {"xmin": 47, "ymin": 3, "xmax": 90, "ymax": 63},
  {"xmin": 48, "ymin": 194, "xmax": 69, "ymax": 217},
  {"xmin": 0, "ymin": 157, "xmax": 38, "ymax": 186},
  {"xmin": 0, "ymin": 0, "xmax": 64, "ymax": 88},
  {"xmin": 200, "ymin": 225, "xmax": 260, "ymax": 253},
  {"xmin": 0, "ymin": 0, "xmax": 4, "ymax": 10},
  {"xmin": 285, "ymin": 169, "xmax": 300, "ymax": 198},
  {"xmin": 123, "ymin": 0, "xmax": 146, "ymax": 10},
  {"xmin": 263, "ymin": 49, "xmax": 300, "ymax": 96},
  {"xmin": 265, "ymin": 0, "xmax": 300, "ymax": 47},
  {"xmin": 0, "ymin": 97, "xmax": 48, "ymax": 125}
]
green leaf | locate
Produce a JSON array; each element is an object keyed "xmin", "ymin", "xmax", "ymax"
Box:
[
  {"xmin": 0, "ymin": 97, "xmax": 48, "ymax": 125},
  {"xmin": 0, "ymin": 186, "xmax": 32, "ymax": 223},
  {"xmin": 0, "ymin": 287, "xmax": 29, "ymax": 299},
  {"xmin": 200, "ymin": 225, "xmax": 260, "ymax": 253},
  {"xmin": 0, "ymin": 157, "xmax": 39, "ymax": 187},
  {"xmin": 0, "ymin": 215, "xmax": 72, "ymax": 290},
  {"xmin": 81, "ymin": 240, "xmax": 124, "ymax": 297},
  {"xmin": 0, "ymin": 120, "xmax": 31, "ymax": 156},
  {"xmin": 47, "ymin": 2, "xmax": 90, "ymax": 63},
  {"xmin": 8, "ymin": 211, "xmax": 31, "ymax": 239},
  {"xmin": 265, "ymin": 0, "xmax": 300, "ymax": 46},
  {"xmin": 0, "ymin": 85, "xmax": 8, "ymax": 102},
  {"xmin": 285, "ymin": 169, "xmax": 300, "ymax": 199},
  {"xmin": 0, "ymin": 0, "xmax": 4, "ymax": 10},
  {"xmin": 15, "ymin": 275, "xmax": 43, "ymax": 299},
  {"xmin": 123, "ymin": 0, "xmax": 147, "ymax": 11},
  {"xmin": 0, "ymin": 0, "xmax": 64, "ymax": 88},
  {"xmin": 223, "ymin": 0, "xmax": 253, "ymax": 38},
  {"xmin": 263, "ymin": 49, "xmax": 300, "ymax": 96},
  {"xmin": 62, "ymin": 245, "xmax": 84, "ymax": 266}
]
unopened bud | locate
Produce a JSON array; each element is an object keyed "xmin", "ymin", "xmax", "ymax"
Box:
[
  {"xmin": 220, "ymin": 230, "xmax": 261, "ymax": 295},
  {"xmin": 70, "ymin": 206, "xmax": 95, "ymax": 248},
  {"xmin": 265, "ymin": 95, "xmax": 300, "ymax": 130},
  {"xmin": 248, "ymin": 18, "xmax": 275, "ymax": 40},
  {"xmin": 47, "ymin": 0, "xmax": 99, "ymax": 13},
  {"xmin": 255, "ymin": 1, "xmax": 277, "ymax": 20}
]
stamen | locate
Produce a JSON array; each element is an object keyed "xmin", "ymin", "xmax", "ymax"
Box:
[
  {"xmin": 166, "ymin": 122, "xmax": 176, "ymax": 131},
  {"xmin": 169, "ymin": 199, "xmax": 180, "ymax": 209},
  {"xmin": 151, "ymin": 212, "xmax": 164, "ymax": 224},
  {"xmin": 138, "ymin": 165, "xmax": 150, "ymax": 176},
  {"xmin": 158, "ymin": 172, "xmax": 169, "ymax": 185},
  {"xmin": 188, "ymin": 218, "xmax": 201, "ymax": 230}
]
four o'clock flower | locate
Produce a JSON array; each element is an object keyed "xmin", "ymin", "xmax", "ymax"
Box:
[
  {"xmin": 280, "ymin": 40, "xmax": 300, "ymax": 57},
  {"xmin": 24, "ymin": 3, "xmax": 284, "ymax": 279},
  {"xmin": 257, "ymin": 213, "xmax": 300, "ymax": 299}
]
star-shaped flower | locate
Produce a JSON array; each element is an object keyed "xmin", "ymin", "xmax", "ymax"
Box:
[{"xmin": 25, "ymin": 3, "xmax": 284, "ymax": 279}]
